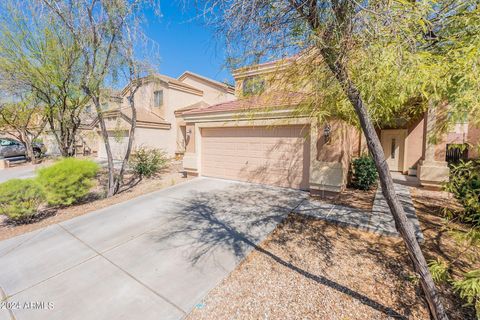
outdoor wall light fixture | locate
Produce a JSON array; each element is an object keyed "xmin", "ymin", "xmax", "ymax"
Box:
[{"xmin": 323, "ymin": 124, "xmax": 331, "ymax": 144}]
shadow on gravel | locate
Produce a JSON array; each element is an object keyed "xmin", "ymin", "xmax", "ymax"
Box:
[{"xmin": 152, "ymin": 182, "xmax": 407, "ymax": 319}]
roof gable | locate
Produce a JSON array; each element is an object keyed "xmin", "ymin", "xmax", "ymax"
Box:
[{"xmin": 178, "ymin": 71, "xmax": 234, "ymax": 94}]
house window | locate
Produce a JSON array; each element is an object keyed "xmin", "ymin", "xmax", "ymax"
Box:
[
  {"xmin": 85, "ymin": 105, "xmax": 92, "ymax": 113},
  {"xmin": 391, "ymin": 138, "xmax": 396, "ymax": 159},
  {"xmin": 242, "ymin": 76, "xmax": 265, "ymax": 96},
  {"xmin": 101, "ymin": 103, "xmax": 108, "ymax": 111},
  {"xmin": 154, "ymin": 90, "xmax": 164, "ymax": 108}
]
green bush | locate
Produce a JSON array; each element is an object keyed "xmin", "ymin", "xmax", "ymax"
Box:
[
  {"xmin": 351, "ymin": 155, "xmax": 378, "ymax": 190},
  {"xmin": 0, "ymin": 178, "xmax": 45, "ymax": 221},
  {"xmin": 444, "ymin": 160, "xmax": 480, "ymax": 226},
  {"xmin": 428, "ymin": 259, "xmax": 451, "ymax": 284},
  {"xmin": 453, "ymin": 269, "xmax": 480, "ymax": 319},
  {"xmin": 37, "ymin": 158, "xmax": 99, "ymax": 206},
  {"xmin": 129, "ymin": 147, "xmax": 169, "ymax": 179}
]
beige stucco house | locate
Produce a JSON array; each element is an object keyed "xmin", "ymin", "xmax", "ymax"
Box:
[
  {"xmin": 178, "ymin": 59, "xmax": 479, "ymax": 193},
  {"xmin": 79, "ymin": 72, "xmax": 235, "ymax": 160}
]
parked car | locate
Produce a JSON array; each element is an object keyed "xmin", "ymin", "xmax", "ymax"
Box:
[{"xmin": 0, "ymin": 138, "xmax": 46, "ymax": 159}]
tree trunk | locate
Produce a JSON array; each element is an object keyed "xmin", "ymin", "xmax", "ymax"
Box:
[
  {"xmin": 23, "ymin": 134, "xmax": 35, "ymax": 164},
  {"xmin": 90, "ymin": 94, "xmax": 116, "ymax": 197},
  {"xmin": 322, "ymin": 53, "xmax": 448, "ymax": 320},
  {"xmin": 46, "ymin": 110, "xmax": 78, "ymax": 157},
  {"xmin": 15, "ymin": 130, "xmax": 35, "ymax": 163},
  {"xmin": 47, "ymin": 117, "xmax": 73, "ymax": 157},
  {"xmin": 113, "ymin": 88, "xmax": 138, "ymax": 194}
]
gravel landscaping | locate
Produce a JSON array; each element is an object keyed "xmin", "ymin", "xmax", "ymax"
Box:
[{"xmin": 187, "ymin": 188, "xmax": 479, "ymax": 320}]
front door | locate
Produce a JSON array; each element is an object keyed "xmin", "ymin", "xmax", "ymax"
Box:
[{"xmin": 381, "ymin": 130, "xmax": 406, "ymax": 172}]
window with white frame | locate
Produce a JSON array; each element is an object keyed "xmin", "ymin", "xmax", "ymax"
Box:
[{"xmin": 154, "ymin": 90, "xmax": 164, "ymax": 108}]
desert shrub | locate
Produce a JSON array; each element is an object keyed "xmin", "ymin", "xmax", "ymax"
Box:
[
  {"xmin": 351, "ymin": 155, "xmax": 378, "ymax": 190},
  {"xmin": 37, "ymin": 158, "xmax": 99, "ymax": 206},
  {"xmin": 129, "ymin": 147, "xmax": 169, "ymax": 178},
  {"xmin": 0, "ymin": 178, "xmax": 45, "ymax": 222},
  {"xmin": 444, "ymin": 160, "xmax": 480, "ymax": 226},
  {"xmin": 428, "ymin": 259, "xmax": 451, "ymax": 284},
  {"xmin": 453, "ymin": 269, "xmax": 480, "ymax": 319}
]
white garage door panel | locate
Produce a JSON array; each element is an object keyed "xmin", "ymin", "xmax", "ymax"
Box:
[{"xmin": 201, "ymin": 125, "xmax": 310, "ymax": 189}]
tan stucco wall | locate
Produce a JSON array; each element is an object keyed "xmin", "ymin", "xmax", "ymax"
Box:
[
  {"xmin": 130, "ymin": 80, "xmax": 173, "ymax": 120},
  {"xmin": 315, "ymin": 121, "xmax": 359, "ymax": 187},
  {"xmin": 135, "ymin": 127, "xmax": 173, "ymax": 154},
  {"xmin": 180, "ymin": 75, "xmax": 235, "ymax": 105},
  {"xmin": 185, "ymin": 123, "xmax": 196, "ymax": 153},
  {"xmin": 405, "ymin": 117, "xmax": 424, "ymax": 170},
  {"xmin": 467, "ymin": 123, "xmax": 480, "ymax": 158}
]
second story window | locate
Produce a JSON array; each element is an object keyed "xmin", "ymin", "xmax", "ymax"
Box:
[
  {"xmin": 154, "ymin": 90, "xmax": 164, "ymax": 108},
  {"xmin": 242, "ymin": 76, "xmax": 265, "ymax": 96},
  {"xmin": 101, "ymin": 103, "xmax": 108, "ymax": 111}
]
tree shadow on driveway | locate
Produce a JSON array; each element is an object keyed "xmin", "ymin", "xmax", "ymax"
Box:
[{"xmin": 151, "ymin": 182, "xmax": 407, "ymax": 319}]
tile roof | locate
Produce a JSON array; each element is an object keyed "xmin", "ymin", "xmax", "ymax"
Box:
[
  {"xmin": 121, "ymin": 74, "xmax": 203, "ymax": 95},
  {"xmin": 182, "ymin": 92, "xmax": 305, "ymax": 116},
  {"xmin": 83, "ymin": 107, "xmax": 171, "ymax": 129},
  {"xmin": 174, "ymin": 101, "xmax": 210, "ymax": 116},
  {"xmin": 153, "ymin": 74, "xmax": 200, "ymax": 92}
]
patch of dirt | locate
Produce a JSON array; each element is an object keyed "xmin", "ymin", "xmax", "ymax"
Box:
[
  {"xmin": 311, "ymin": 186, "xmax": 377, "ymax": 211},
  {"xmin": 186, "ymin": 188, "xmax": 478, "ymax": 320},
  {"xmin": 411, "ymin": 187, "xmax": 479, "ymax": 319},
  {"xmin": 0, "ymin": 163, "xmax": 192, "ymax": 241}
]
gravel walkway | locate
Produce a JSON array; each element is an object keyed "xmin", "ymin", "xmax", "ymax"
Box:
[{"xmin": 294, "ymin": 182, "xmax": 424, "ymax": 241}]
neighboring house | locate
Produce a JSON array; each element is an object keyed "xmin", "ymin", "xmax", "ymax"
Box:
[
  {"xmin": 178, "ymin": 59, "xmax": 479, "ymax": 193},
  {"xmin": 79, "ymin": 72, "xmax": 235, "ymax": 160}
]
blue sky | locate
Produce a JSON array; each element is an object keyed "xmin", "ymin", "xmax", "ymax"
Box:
[{"xmin": 142, "ymin": 3, "xmax": 233, "ymax": 84}]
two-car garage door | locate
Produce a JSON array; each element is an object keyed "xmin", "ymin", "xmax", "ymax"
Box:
[{"xmin": 201, "ymin": 125, "xmax": 310, "ymax": 190}]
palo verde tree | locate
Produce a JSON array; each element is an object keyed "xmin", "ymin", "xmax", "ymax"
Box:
[
  {"xmin": 197, "ymin": 1, "xmax": 480, "ymax": 319},
  {"xmin": 421, "ymin": 1, "xmax": 480, "ymax": 143},
  {"xmin": 0, "ymin": 2, "xmax": 90, "ymax": 157},
  {"xmin": 42, "ymin": 0, "xmax": 158, "ymax": 197},
  {"xmin": 0, "ymin": 91, "xmax": 46, "ymax": 162}
]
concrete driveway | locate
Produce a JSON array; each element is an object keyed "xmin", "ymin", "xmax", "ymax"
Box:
[{"xmin": 0, "ymin": 178, "xmax": 307, "ymax": 320}]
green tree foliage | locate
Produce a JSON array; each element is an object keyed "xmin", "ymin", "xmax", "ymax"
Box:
[
  {"xmin": 351, "ymin": 155, "xmax": 378, "ymax": 190},
  {"xmin": 207, "ymin": 1, "xmax": 480, "ymax": 132},
  {"xmin": 0, "ymin": 94, "xmax": 46, "ymax": 162},
  {"xmin": 0, "ymin": 178, "xmax": 45, "ymax": 222},
  {"xmin": 37, "ymin": 158, "xmax": 99, "ymax": 206},
  {"xmin": 42, "ymin": 0, "xmax": 159, "ymax": 196},
  {"xmin": 444, "ymin": 160, "xmax": 480, "ymax": 226},
  {"xmin": 453, "ymin": 270, "xmax": 480, "ymax": 319},
  {"xmin": 0, "ymin": 2, "xmax": 89, "ymax": 156}
]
